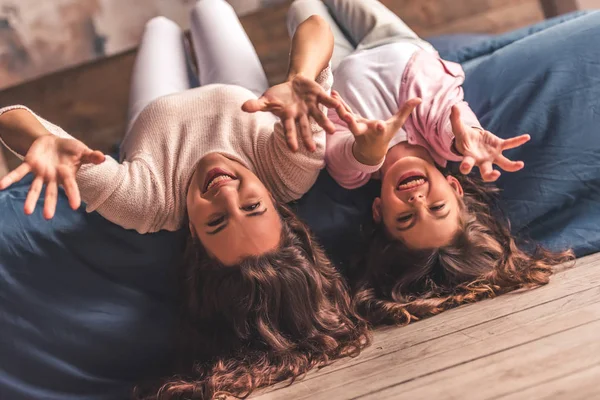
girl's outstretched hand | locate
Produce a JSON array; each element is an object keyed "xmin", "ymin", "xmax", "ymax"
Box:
[
  {"xmin": 451, "ymin": 105, "xmax": 530, "ymax": 182},
  {"xmin": 0, "ymin": 134, "xmax": 105, "ymax": 219},
  {"xmin": 333, "ymin": 90, "xmax": 421, "ymax": 165},
  {"xmin": 241, "ymin": 75, "xmax": 339, "ymax": 152}
]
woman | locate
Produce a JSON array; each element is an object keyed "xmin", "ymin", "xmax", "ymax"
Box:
[
  {"xmin": 286, "ymin": 0, "xmax": 574, "ymax": 325},
  {"xmin": 0, "ymin": 0, "xmax": 369, "ymax": 398}
]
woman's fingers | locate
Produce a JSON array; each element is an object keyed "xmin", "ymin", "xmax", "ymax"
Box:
[
  {"xmin": 43, "ymin": 180, "xmax": 58, "ymax": 220},
  {"xmin": 387, "ymin": 98, "xmax": 421, "ymax": 133},
  {"xmin": 317, "ymin": 92, "xmax": 339, "ymax": 109},
  {"xmin": 284, "ymin": 117, "xmax": 299, "ymax": 152},
  {"xmin": 310, "ymin": 106, "xmax": 336, "ymax": 135},
  {"xmin": 332, "ymin": 90, "xmax": 353, "ymax": 114},
  {"xmin": 241, "ymin": 97, "xmax": 269, "ymax": 113},
  {"xmin": 24, "ymin": 176, "xmax": 44, "ymax": 215},
  {"xmin": 502, "ymin": 134, "xmax": 531, "ymax": 150},
  {"xmin": 0, "ymin": 163, "xmax": 31, "ymax": 190},
  {"xmin": 61, "ymin": 174, "xmax": 81, "ymax": 211},
  {"xmin": 479, "ymin": 161, "xmax": 501, "ymax": 182},
  {"xmin": 495, "ymin": 154, "xmax": 525, "ymax": 172},
  {"xmin": 298, "ymin": 114, "xmax": 315, "ymax": 152},
  {"xmin": 81, "ymin": 150, "xmax": 106, "ymax": 165},
  {"xmin": 460, "ymin": 156, "xmax": 476, "ymax": 175}
]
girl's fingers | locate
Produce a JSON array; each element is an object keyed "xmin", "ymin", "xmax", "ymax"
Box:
[
  {"xmin": 298, "ymin": 115, "xmax": 315, "ymax": 152},
  {"xmin": 332, "ymin": 90, "xmax": 353, "ymax": 114},
  {"xmin": 495, "ymin": 154, "xmax": 525, "ymax": 172},
  {"xmin": 24, "ymin": 176, "xmax": 44, "ymax": 215},
  {"xmin": 450, "ymin": 105, "xmax": 466, "ymax": 137},
  {"xmin": 284, "ymin": 117, "xmax": 299, "ymax": 152},
  {"xmin": 317, "ymin": 92, "xmax": 339, "ymax": 109},
  {"xmin": 310, "ymin": 106, "xmax": 336, "ymax": 135},
  {"xmin": 241, "ymin": 97, "xmax": 269, "ymax": 113},
  {"xmin": 0, "ymin": 163, "xmax": 31, "ymax": 190},
  {"xmin": 479, "ymin": 161, "xmax": 501, "ymax": 182},
  {"xmin": 61, "ymin": 175, "xmax": 81, "ymax": 210},
  {"xmin": 387, "ymin": 98, "xmax": 421, "ymax": 133},
  {"xmin": 502, "ymin": 134, "xmax": 531, "ymax": 150},
  {"xmin": 460, "ymin": 156, "xmax": 476, "ymax": 175},
  {"xmin": 43, "ymin": 180, "xmax": 58, "ymax": 220}
]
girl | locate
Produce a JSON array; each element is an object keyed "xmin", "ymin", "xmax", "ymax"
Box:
[
  {"xmin": 285, "ymin": 0, "xmax": 574, "ymax": 325},
  {"xmin": 0, "ymin": 0, "xmax": 369, "ymax": 398}
]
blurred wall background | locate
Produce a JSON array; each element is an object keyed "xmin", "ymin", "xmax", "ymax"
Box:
[{"xmin": 0, "ymin": 0, "xmax": 285, "ymax": 90}]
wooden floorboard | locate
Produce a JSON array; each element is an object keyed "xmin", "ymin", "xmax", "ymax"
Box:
[
  {"xmin": 496, "ymin": 363, "xmax": 600, "ymax": 400},
  {"xmin": 254, "ymin": 253, "xmax": 600, "ymax": 399}
]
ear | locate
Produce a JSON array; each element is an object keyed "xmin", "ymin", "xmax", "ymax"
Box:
[
  {"xmin": 189, "ymin": 221, "xmax": 197, "ymax": 238},
  {"xmin": 372, "ymin": 197, "xmax": 383, "ymax": 223},
  {"xmin": 446, "ymin": 175, "xmax": 464, "ymax": 197}
]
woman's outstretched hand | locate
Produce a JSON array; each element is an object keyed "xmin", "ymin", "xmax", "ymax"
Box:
[
  {"xmin": 333, "ymin": 90, "xmax": 422, "ymax": 165},
  {"xmin": 241, "ymin": 74, "xmax": 339, "ymax": 152},
  {"xmin": 0, "ymin": 134, "xmax": 105, "ymax": 219},
  {"xmin": 451, "ymin": 105, "xmax": 530, "ymax": 182}
]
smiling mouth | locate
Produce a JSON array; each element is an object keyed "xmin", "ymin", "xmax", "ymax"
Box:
[
  {"xmin": 396, "ymin": 174, "xmax": 428, "ymax": 191},
  {"xmin": 203, "ymin": 168, "xmax": 237, "ymax": 193}
]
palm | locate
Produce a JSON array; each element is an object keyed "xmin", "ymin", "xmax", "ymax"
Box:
[
  {"xmin": 27, "ymin": 136, "xmax": 89, "ymax": 176},
  {"xmin": 0, "ymin": 135, "xmax": 105, "ymax": 219},
  {"xmin": 242, "ymin": 76, "xmax": 338, "ymax": 152},
  {"xmin": 451, "ymin": 106, "xmax": 530, "ymax": 181},
  {"xmin": 332, "ymin": 92, "xmax": 421, "ymax": 165}
]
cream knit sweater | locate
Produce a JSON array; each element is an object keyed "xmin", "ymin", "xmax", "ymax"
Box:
[{"xmin": 0, "ymin": 70, "xmax": 331, "ymax": 234}]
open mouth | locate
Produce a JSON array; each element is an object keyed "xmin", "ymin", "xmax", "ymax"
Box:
[
  {"xmin": 396, "ymin": 172, "xmax": 427, "ymax": 191},
  {"xmin": 203, "ymin": 168, "xmax": 237, "ymax": 193}
]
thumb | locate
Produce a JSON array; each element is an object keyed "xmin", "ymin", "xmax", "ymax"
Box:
[
  {"xmin": 241, "ymin": 97, "xmax": 269, "ymax": 113},
  {"xmin": 450, "ymin": 105, "xmax": 465, "ymax": 136},
  {"xmin": 387, "ymin": 97, "xmax": 421, "ymax": 133},
  {"xmin": 82, "ymin": 149, "xmax": 106, "ymax": 165}
]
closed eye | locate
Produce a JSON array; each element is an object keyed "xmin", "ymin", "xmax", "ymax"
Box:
[
  {"xmin": 207, "ymin": 215, "xmax": 225, "ymax": 227},
  {"xmin": 241, "ymin": 202, "xmax": 261, "ymax": 212},
  {"xmin": 430, "ymin": 204, "xmax": 445, "ymax": 211},
  {"xmin": 397, "ymin": 214, "xmax": 413, "ymax": 223}
]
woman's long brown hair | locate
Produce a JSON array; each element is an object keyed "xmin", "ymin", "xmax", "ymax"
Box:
[
  {"xmin": 353, "ymin": 174, "xmax": 575, "ymax": 326},
  {"xmin": 135, "ymin": 203, "xmax": 370, "ymax": 399}
]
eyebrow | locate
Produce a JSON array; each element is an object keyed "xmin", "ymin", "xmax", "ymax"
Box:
[
  {"xmin": 396, "ymin": 209, "xmax": 452, "ymax": 232},
  {"xmin": 206, "ymin": 208, "xmax": 268, "ymax": 236}
]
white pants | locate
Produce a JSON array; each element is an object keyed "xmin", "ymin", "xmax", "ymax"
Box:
[
  {"xmin": 127, "ymin": 0, "xmax": 269, "ymax": 130},
  {"xmin": 286, "ymin": 0, "xmax": 435, "ymax": 71}
]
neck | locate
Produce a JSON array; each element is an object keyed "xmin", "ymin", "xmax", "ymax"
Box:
[{"xmin": 380, "ymin": 143, "xmax": 434, "ymax": 176}]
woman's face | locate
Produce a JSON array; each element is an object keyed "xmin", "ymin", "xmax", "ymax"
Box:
[
  {"xmin": 373, "ymin": 145, "xmax": 464, "ymax": 249},
  {"xmin": 186, "ymin": 153, "xmax": 282, "ymax": 265}
]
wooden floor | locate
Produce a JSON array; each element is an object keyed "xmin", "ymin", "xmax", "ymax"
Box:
[{"xmin": 254, "ymin": 253, "xmax": 600, "ymax": 400}]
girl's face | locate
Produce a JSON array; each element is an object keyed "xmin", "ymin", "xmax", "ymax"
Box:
[
  {"xmin": 373, "ymin": 144, "xmax": 464, "ymax": 249},
  {"xmin": 186, "ymin": 153, "xmax": 282, "ymax": 265}
]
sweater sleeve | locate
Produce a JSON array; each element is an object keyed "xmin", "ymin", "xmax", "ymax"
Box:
[
  {"xmin": 255, "ymin": 67, "xmax": 333, "ymax": 202},
  {"xmin": 0, "ymin": 106, "xmax": 163, "ymax": 234},
  {"xmin": 325, "ymin": 109, "xmax": 381, "ymax": 189}
]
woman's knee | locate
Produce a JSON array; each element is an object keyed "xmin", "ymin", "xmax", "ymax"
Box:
[{"xmin": 145, "ymin": 16, "xmax": 181, "ymax": 32}]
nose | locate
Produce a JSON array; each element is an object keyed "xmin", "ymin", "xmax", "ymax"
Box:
[
  {"xmin": 408, "ymin": 193, "xmax": 425, "ymax": 204},
  {"xmin": 212, "ymin": 184, "xmax": 239, "ymax": 208}
]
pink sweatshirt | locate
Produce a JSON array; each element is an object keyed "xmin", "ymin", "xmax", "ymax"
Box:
[{"xmin": 326, "ymin": 43, "xmax": 481, "ymax": 189}]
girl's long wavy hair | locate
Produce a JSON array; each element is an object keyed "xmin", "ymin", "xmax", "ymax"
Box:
[
  {"xmin": 353, "ymin": 173, "xmax": 574, "ymax": 326},
  {"xmin": 135, "ymin": 203, "xmax": 370, "ymax": 400}
]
